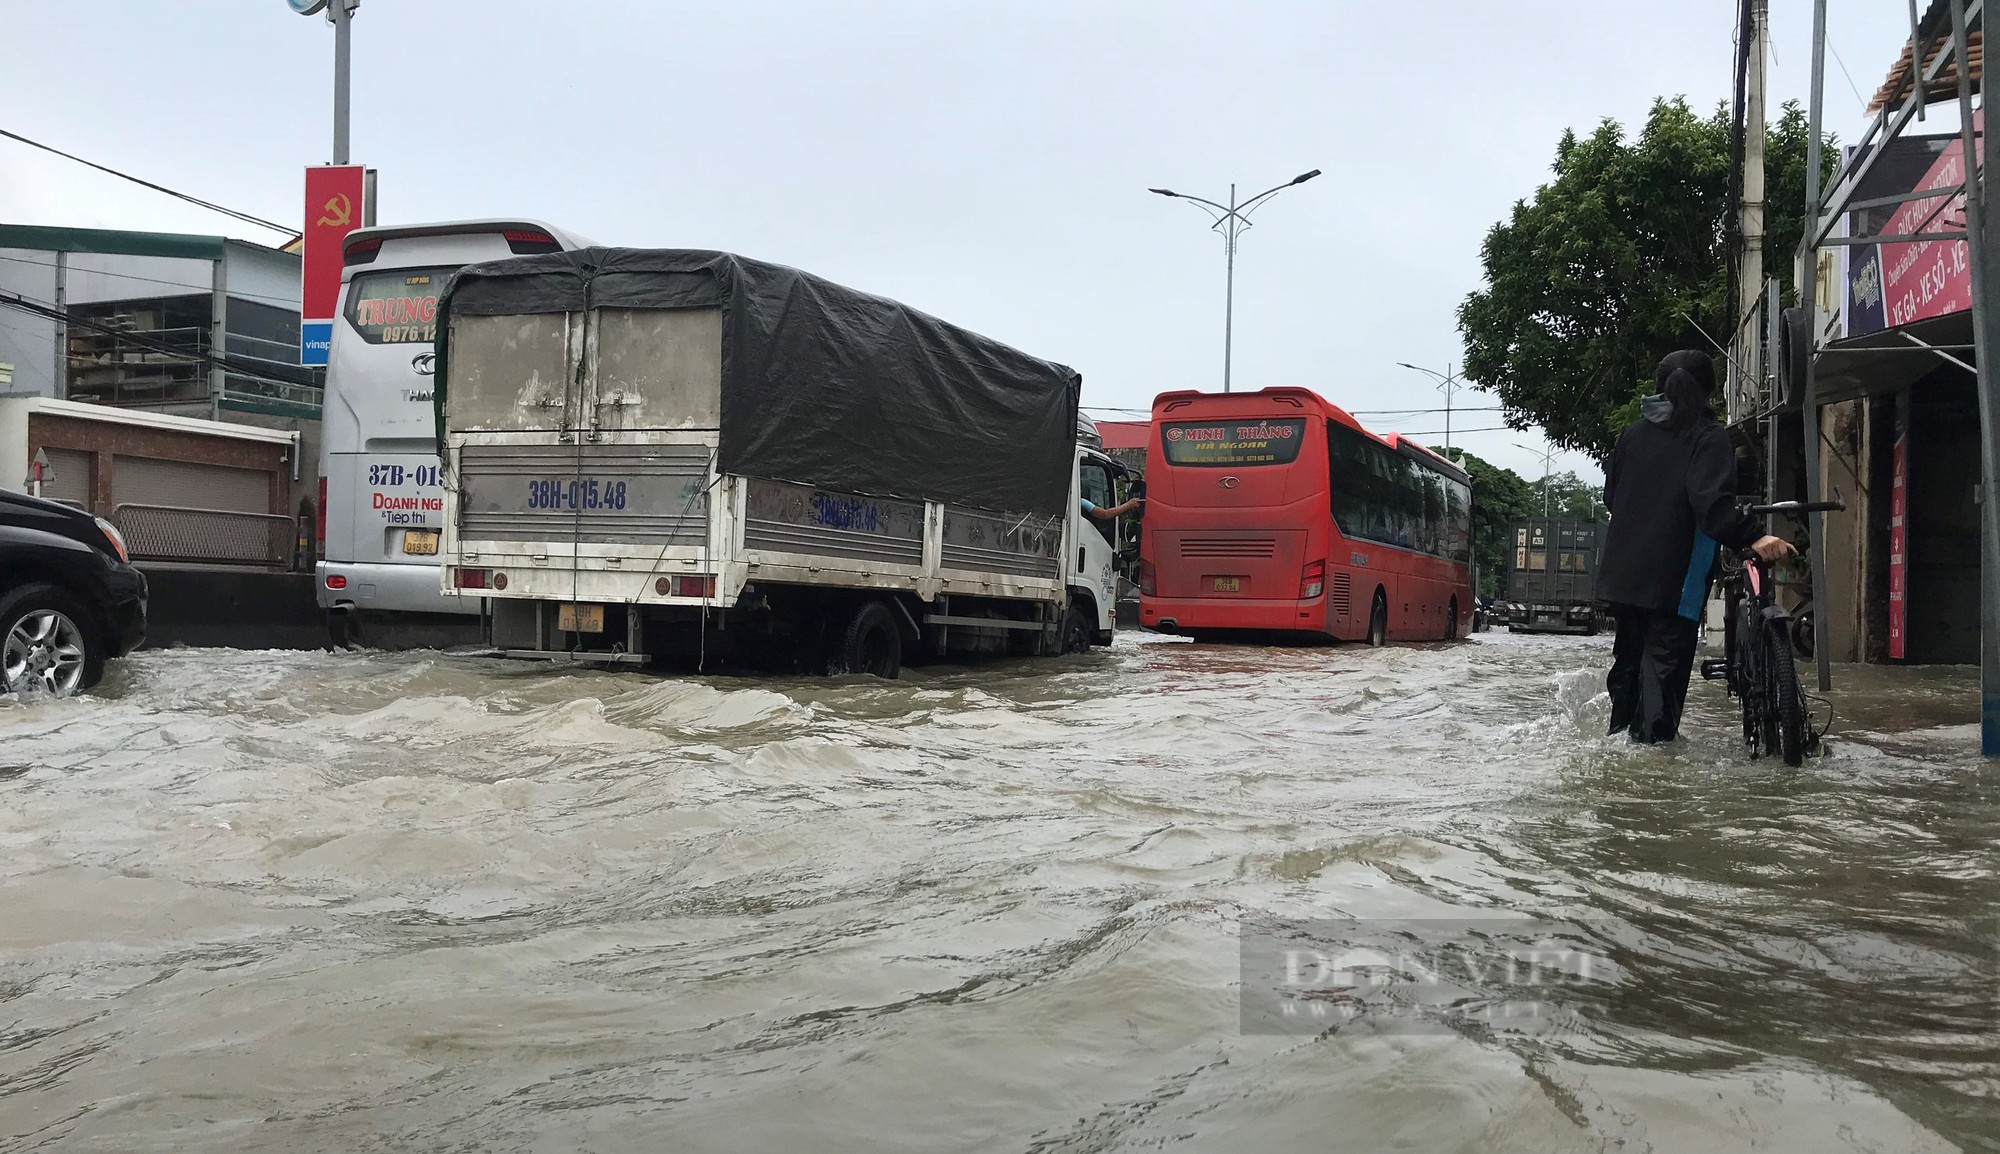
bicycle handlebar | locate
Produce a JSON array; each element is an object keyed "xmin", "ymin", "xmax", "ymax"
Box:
[{"xmin": 1747, "ymin": 500, "xmax": 1846, "ymax": 517}]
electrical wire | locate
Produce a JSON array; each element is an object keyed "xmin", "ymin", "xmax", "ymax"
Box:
[{"xmin": 0, "ymin": 127, "xmax": 296, "ymax": 237}]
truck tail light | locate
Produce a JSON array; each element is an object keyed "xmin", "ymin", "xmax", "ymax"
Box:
[
  {"xmin": 454, "ymin": 567, "xmax": 489, "ymax": 590},
  {"xmin": 316, "ymin": 476, "xmax": 327, "ymax": 555},
  {"xmin": 1300, "ymin": 558, "xmax": 1326, "ymax": 600},
  {"xmin": 1138, "ymin": 559, "xmax": 1156, "ymax": 597},
  {"xmin": 673, "ymin": 574, "xmax": 715, "ymax": 598}
]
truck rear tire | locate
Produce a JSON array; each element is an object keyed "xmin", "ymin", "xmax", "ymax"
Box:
[{"xmin": 836, "ymin": 600, "xmax": 902, "ymax": 678}]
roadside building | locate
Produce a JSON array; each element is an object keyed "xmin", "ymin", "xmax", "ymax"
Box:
[
  {"xmin": 0, "ymin": 222, "xmax": 323, "ymax": 533},
  {"xmin": 1096, "ymin": 419, "xmax": 1150, "ymax": 474},
  {"xmin": 1729, "ymin": 15, "xmax": 1983, "ymax": 666}
]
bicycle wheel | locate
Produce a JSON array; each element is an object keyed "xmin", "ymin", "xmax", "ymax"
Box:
[{"xmin": 1763, "ymin": 619, "xmax": 1807, "ymax": 766}]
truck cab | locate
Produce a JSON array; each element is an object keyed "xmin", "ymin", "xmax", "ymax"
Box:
[{"xmin": 1069, "ymin": 416, "xmax": 1126, "ymax": 647}]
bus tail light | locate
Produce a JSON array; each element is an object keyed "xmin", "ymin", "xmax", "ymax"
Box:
[
  {"xmin": 325, "ymin": 574, "xmax": 347, "ymax": 590},
  {"xmin": 1300, "ymin": 558, "xmax": 1326, "ymax": 600},
  {"xmin": 454, "ymin": 568, "xmax": 489, "ymax": 590},
  {"xmin": 503, "ymin": 229, "xmax": 561, "ymax": 254},
  {"xmin": 1137, "ymin": 559, "xmax": 1156, "ymax": 597},
  {"xmin": 343, "ymin": 237, "xmax": 382, "ymax": 265},
  {"xmin": 316, "ymin": 476, "xmax": 327, "ymax": 554}
]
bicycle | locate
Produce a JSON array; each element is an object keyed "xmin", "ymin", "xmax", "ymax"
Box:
[{"xmin": 1699, "ymin": 498, "xmax": 1846, "ymax": 767}]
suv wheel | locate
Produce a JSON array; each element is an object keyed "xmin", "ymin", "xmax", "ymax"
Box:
[{"xmin": 0, "ymin": 583, "xmax": 101, "ymax": 697}]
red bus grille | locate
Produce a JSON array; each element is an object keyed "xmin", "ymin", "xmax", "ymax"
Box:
[
  {"xmin": 1330, "ymin": 572, "xmax": 1351, "ymax": 616},
  {"xmin": 1179, "ymin": 536, "xmax": 1277, "ymax": 558}
]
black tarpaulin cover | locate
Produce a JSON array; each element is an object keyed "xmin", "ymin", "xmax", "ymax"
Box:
[{"xmin": 435, "ymin": 248, "xmax": 1081, "ymax": 518}]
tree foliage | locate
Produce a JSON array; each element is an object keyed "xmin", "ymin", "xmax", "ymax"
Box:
[
  {"xmin": 1527, "ymin": 471, "xmax": 1605, "ymax": 521},
  {"xmin": 1457, "ymin": 99, "xmax": 1828, "ymax": 461}
]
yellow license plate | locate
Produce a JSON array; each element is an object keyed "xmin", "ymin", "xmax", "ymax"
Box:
[
  {"xmin": 402, "ymin": 529, "xmax": 439, "ymax": 555},
  {"xmin": 557, "ymin": 603, "xmax": 605, "ymax": 633},
  {"xmin": 1212, "ymin": 576, "xmax": 1241, "ymax": 592}
]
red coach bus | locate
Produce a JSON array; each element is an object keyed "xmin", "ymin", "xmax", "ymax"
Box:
[{"xmin": 1137, "ymin": 387, "xmax": 1473, "ymax": 643}]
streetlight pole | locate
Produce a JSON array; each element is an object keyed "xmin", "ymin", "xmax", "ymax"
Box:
[
  {"xmin": 331, "ymin": 0, "xmax": 352, "ymax": 164},
  {"xmin": 286, "ymin": 0, "xmax": 357, "ymax": 164},
  {"xmin": 1398, "ymin": 361, "xmax": 1465, "ymax": 454},
  {"xmin": 1150, "ymin": 169, "xmax": 1321, "ymax": 393},
  {"xmin": 1516, "ymin": 441, "xmax": 1558, "ymax": 517}
]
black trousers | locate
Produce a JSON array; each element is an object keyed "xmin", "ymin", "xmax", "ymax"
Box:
[{"xmin": 1606, "ymin": 603, "xmax": 1700, "ymax": 743}]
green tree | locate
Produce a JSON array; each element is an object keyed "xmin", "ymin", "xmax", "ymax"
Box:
[
  {"xmin": 1436, "ymin": 447, "xmax": 1535, "ymax": 597},
  {"xmin": 1457, "ymin": 99, "xmax": 1829, "ymax": 461},
  {"xmin": 1525, "ymin": 471, "xmax": 1605, "ymax": 521}
]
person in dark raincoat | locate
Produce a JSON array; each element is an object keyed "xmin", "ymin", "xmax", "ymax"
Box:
[{"xmin": 1598, "ymin": 350, "xmax": 1795, "ymax": 743}]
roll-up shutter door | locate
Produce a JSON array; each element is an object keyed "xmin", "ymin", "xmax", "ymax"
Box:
[
  {"xmin": 112, "ymin": 456, "xmax": 268, "ymax": 513},
  {"xmin": 36, "ymin": 447, "xmax": 93, "ymax": 509}
]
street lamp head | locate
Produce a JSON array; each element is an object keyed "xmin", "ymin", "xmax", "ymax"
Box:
[
  {"xmin": 1396, "ymin": 361, "xmax": 1420, "ymax": 372},
  {"xmin": 1148, "ymin": 188, "xmax": 1178, "ymax": 197},
  {"xmin": 1291, "ymin": 169, "xmax": 1322, "ymax": 185}
]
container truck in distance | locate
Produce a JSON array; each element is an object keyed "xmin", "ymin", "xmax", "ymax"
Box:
[
  {"xmin": 433, "ymin": 248, "xmax": 1129, "ymax": 678},
  {"xmin": 1503, "ymin": 517, "xmax": 1607, "ymax": 634}
]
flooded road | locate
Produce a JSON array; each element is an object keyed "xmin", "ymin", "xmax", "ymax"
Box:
[{"xmin": 1, "ymin": 632, "xmax": 1994, "ymax": 1152}]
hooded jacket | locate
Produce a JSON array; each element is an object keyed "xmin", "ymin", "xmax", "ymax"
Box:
[{"xmin": 1598, "ymin": 395, "xmax": 1763, "ymax": 616}]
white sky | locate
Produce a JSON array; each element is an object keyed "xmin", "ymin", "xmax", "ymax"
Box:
[{"xmin": 0, "ymin": 1, "xmax": 1918, "ymax": 483}]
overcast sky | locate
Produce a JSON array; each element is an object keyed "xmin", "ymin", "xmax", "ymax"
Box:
[{"xmin": 1, "ymin": 1, "xmax": 1918, "ymax": 482}]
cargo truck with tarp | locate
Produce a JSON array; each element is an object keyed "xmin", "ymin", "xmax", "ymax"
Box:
[
  {"xmin": 431, "ymin": 247, "xmax": 1130, "ymax": 677},
  {"xmin": 1504, "ymin": 517, "xmax": 1608, "ymax": 634}
]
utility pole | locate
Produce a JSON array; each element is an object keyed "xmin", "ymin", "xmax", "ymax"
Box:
[
  {"xmin": 1149, "ymin": 170, "xmax": 1321, "ymax": 393},
  {"xmin": 1739, "ymin": 0, "xmax": 1768, "ymax": 392}
]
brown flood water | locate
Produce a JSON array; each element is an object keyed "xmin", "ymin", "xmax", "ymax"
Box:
[{"xmin": 0, "ymin": 630, "xmax": 1994, "ymax": 1152}]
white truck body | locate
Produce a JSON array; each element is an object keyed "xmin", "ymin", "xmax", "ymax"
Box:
[{"xmin": 438, "ymin": 302, "xmax": 1123, "ymax": 669}]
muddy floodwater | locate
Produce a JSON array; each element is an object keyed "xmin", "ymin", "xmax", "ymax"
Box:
[{"xmin": 1, "ymin": 632, "xmax": 1994, "ymax": 1152}]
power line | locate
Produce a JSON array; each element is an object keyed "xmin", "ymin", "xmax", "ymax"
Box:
[{"xmin": 0, "ymin": 127, "xmax": 296, "ymax": 237}]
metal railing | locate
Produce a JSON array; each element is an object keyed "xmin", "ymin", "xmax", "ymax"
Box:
[{"xmin": 110, "ymin": 504, "xmax": 298, "ymax": 569}]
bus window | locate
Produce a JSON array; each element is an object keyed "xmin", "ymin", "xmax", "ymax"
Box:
[
  {"xmin": 1159, "ymin": 418, "xmax": 1305, "ymax": 467},
  {"xmin": 344, "ymin": 268, "xmax": 449, "ymax": 345}
]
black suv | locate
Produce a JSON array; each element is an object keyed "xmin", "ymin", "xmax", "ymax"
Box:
[{"xmin": 0, "ymin": 490, "xmax": 147, "ymax": 696}]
